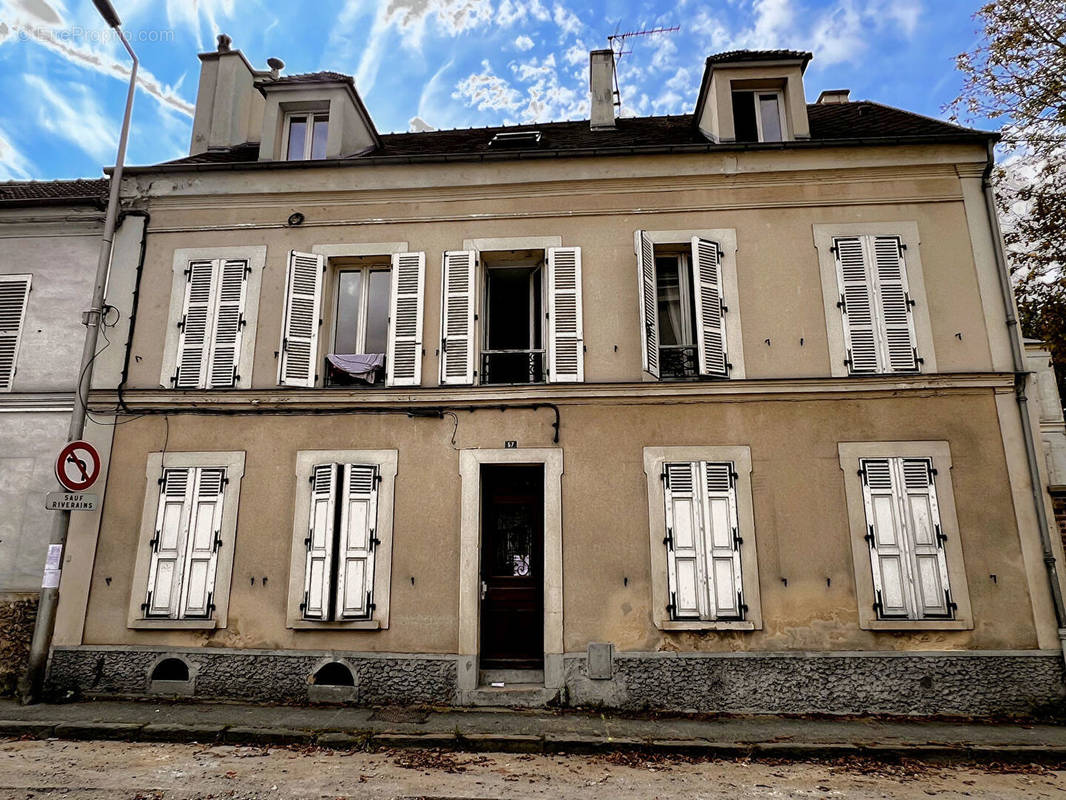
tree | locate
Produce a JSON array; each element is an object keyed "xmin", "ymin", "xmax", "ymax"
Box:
[{"xmin": 950, "ymin": 1, "xmax": 1066, "ymax": 399}]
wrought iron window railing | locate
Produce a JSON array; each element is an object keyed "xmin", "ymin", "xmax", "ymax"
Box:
[
  {"xmin": 659, "ymin": 344, "xmax": 699, "ymax": 380},
  {"xmin": 480, "ymin": 349, "xmax": 545, "ymax": 385}
]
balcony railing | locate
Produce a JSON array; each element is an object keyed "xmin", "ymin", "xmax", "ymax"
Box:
[
  {"xmin": 659, "ymin": 345, "xmax": 699, "ymax": 380},
  {"xmin": 481, "ymin": 349, "xmax": 545, "ymax": 385}
]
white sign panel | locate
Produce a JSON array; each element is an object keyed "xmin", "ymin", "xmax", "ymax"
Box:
[{"xmin": 45, "ymin": 492, "xmax": 99, "ymax": 511}]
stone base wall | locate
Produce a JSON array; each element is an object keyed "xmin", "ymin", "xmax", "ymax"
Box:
[
  {"xmin": 564, "ymin": 650, "xmax": 1066, "ymax": 716},
  {"xmin": 0, "ymin": 595, "xmax": 37, "ymax": 697}
]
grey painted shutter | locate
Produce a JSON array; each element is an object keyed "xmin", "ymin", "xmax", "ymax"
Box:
[
  {"xmin": 860, "ymin": 459, "xmax": 912, "ymax": 618},
  {"xmin": 636, "ymin": 231, "xmax": 659, "ymax": 378},
  {"xmin": 0, "ymin": 275, "xmax": 31, "ymax": 391},
  {"xmin": 179, "ymin": 467, "xmax": 225, "ymax": 618},
  {"xmin": 834, "ymin": 237, "xmax": 878, "ymax": 374},
  {"xmin": 440, "ymin": 250, "xmax": 476, "ymax": 385},
  {"xmin": 278, "ymin": 250, "xmax": 324, "ymax": 387},
  {"xmin": 900, "ymin": 458, "xmax": 952, "ymax": 617},
  {"xmin": 872, "ymin": 236, "xmax": 919, "ymax": 372},
  {"xmin": 302, "ymin": 464, "xmax": 337, "ymax": 620},
  {"xmin": 174, "ymin": 260, "xmax": 217, "ymax": 389},
  {"xmin": 336, "ymin": 464, "xmax": 378, "ymax": 619},
  {"xmin": 691, "ymin": 237, "xmax": 728, "ymax": 377},
  {"xmin": 387, "ymin": 251, "xmax": 425, "ymax": 386},
  {"xmin": 663, "ymin": 462, "xmax": 703, "ymax": 619},
  {"xmin": 547, "ymin": 246, "xmax": 584, "ymax": 383},
  {"xmin": 206, "ymin": 259, "xmax": 248, "ymax": 388},
  {"xmin": 701, "ymin": 462, "xmax": 743, "ymax": 619},
  {"xmin": 145, "ymin": 468, "xmax": 193, "ymax": 618}
]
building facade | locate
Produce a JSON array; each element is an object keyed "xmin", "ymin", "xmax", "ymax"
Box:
[{"xmin": 47, "ymin": 44, "xmax": 1066, "ymax": 714}]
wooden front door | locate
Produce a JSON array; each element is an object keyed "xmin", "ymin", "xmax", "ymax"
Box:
[{"xmin": 479, "ymin": 465, "xmax": 544, "ymax": 670}]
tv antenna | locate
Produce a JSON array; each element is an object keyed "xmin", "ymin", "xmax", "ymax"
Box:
[{"xmin": 606, "ymin": 25, "xmax": 680, "ymax": 112}]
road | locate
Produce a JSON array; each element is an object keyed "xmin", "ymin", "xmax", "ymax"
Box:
[{"xmin": 1, "ymin": 738, "xmax": 1064, "ymax": 799}]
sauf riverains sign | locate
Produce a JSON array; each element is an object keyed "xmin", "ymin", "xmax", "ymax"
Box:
[{"xmin": 45, "ymin": 440, "xmax": 101, "ymax": 511}]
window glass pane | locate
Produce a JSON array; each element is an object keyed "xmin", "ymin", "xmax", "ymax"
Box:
[
  {"xmin": 334, "ymin": 271, "xmax": 363, "ymax": 354},
  {"xmin": 731, "ymin": 92, "xmax": 758, "ymax": 142},
  {"xmin": 287, "ymin": 117, "xmax": 307, "ymax": 160},
  {"xmin": 655, "ymin": 256, "xmax": 686, "ymax": 346},
  {"xmin": 364, "ymin": 270, "xmax": 391, "ymax": 355},
  {"xmin": 758, "ymin": 94, "xmax": 783, "ymax": 142},
  {"xmin": 311, "ymin": 116, "xmax": 329, "ymax": 160}
]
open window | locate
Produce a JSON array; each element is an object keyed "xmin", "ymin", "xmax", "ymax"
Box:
[
  {"xmin": 328, "ymin": 257, "xmax": 391, "ymax": 386},
  {"xmin": 284, "ymin": 112, "xmax": 329, "ymax": 161},
  {"xmin": 482, "ymin": 251, "xmax": 544, "ymax": 385},
  {"xmin": 731, "ymin": 90, "xmax": 786, "ymax": 143}
]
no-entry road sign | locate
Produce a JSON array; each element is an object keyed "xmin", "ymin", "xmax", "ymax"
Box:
[{"xmin": 55, "ymin": 440, "xmax": 101, "ymax": 492}]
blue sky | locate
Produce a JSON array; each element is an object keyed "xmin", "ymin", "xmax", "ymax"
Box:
[{"xmin": 0, "ymin": 0, "xmax": 991, "ymax": 181}]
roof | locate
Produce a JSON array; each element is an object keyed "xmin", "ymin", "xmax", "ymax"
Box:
[
  {"xmin": 0, "ymin": 178, "xmax": 109, "ymax": 207},
  {"xmin": 260, "ymin": 70, "xmax": 354, "ymax": 87},
  {"xmin": 706, "ymin": 49, "xmax": 814, "ymax": 66}
]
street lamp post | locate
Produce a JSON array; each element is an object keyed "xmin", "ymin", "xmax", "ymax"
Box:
[{"xmin": 19, "ymin": 0, "xmax": 138, "ymax": 704}]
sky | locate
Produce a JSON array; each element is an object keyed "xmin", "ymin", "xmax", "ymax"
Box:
[{"xmin": 0, "ymin": 0, "xmax": 993, "ymax": 181}]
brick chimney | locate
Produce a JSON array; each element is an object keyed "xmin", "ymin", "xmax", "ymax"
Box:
[
  {"xmin": 189, "ymin": 34, "xmax": 266, "ymax": 155},
  {"xmin": 816, "ymin": 89, "xmax": 851, "ymax": 104},
  {"xmin": 589, "ymin": 49, "xmax": 616, "ymax": 130}
]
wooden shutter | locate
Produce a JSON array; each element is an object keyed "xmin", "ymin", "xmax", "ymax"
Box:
[
  {"xmin": 872, "ymin": 236, "xmax": 919, "ymax": 372},
  {"xmin": 387, "ymin": 251, "xmax": 425, "ymax": 386},
  {"xmin": 439, "ymin": 250, "xmax": 476, "ymax": 385},
  {"xmin": 0, "ymin": 275, "xmax": 31, "ymax": 391},
  {"xmin": 174, "ymin": 260, "xmax": 217, "ymax": 389},
  {"xmin": 145, "ymin": 468, "xmax": 192, "ymax": 618},
  {"xmin": 302, "ymin": 464, "xmax": 337, "ymax": 621},
  {"xmin": 278, "ymin": 250, "xmax": 324, "ymax": 387},
  {"xmin": 547, "ymin": 246, "xmax": 584, "ymax": 383},
  {"xmin": 663, "ymin": 462, "xmax": 703, "ymax": 619},
  {"xmin": 691, "ymin": 237, "xmax": 728, "ymax": 377},
  {"xmin": 860, "ymin": 459, "xmax": 912, "ymax": 618},
  {"xmin": 206, "ymin": 259, "xmax": 248, "ymax": 389},
  {"xmin": 900, "ymin": 458, "xmax": 952, "ymax": 617},
  {"xmin": 834, "ymin": 237, "xmax": 878, "ymax": 374},
  {"xmin": 180, "ymin": 467, "xmax": 225, "ymax": 618},
  {"xmin": 636, "ymin": 231, "xmax": 659, "ymax": 378},
  {"xmin": 701, "ymin": 462, "xmax": 743, "ymax": 618},
  {"xmin": 335, "ymin": 464, "xmax": 379, "ymax": 619}
]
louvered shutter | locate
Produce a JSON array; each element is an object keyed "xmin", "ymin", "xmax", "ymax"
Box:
[
  {"xmin": 691, "ymin": 237, "xmax": 727, "ymax": 377},
  {"xmin": 900, "ymin": 458, "xmax": 952, "ymax": 617},
  {"xmin": 872, "ymin": 236, "xmax": 919, "ymax": 372},
  {"xmin": 387, "ymin": 252, "xmax": 425, "ymax": 386},
  {"xmin": 834, "ymin": 237, "xmax": 878, "ymax": 375},
  {"xmin": 278, "ymin": 250, "xmax": 324, "ymax": 387},
  {"xmin": 547, "ymin": 246, "xmax": 584, "ymax": 383},
  {"xmin": 302, "ymin": 464, "xmax": 337, "ymax": 620},
  {"xmin": 440, "ymin": 250, "xmax": 476, "ymax": 385},
  {"xmin": 180, "ymin": 468, "xmax": 225, "ymax": 618},
  {"xmin": 174, "ymin": 260, "xmax": 217, "ymax": 389},
  {"xmin": 860, "ymin": 459, "xmax": 912, "ymax": 618},
  {"xmin": 145, "ymin": 468, "xmax": 192, "ymax": 618},
  {"xmin": 0, "ymin": 276, "xmax": 31, "ymax": 391},
  {"xmin": 636, "ymin": 231, "xmax": 659, "ymax": 378},
  {"xmin": 701, "ymin": 462, "xmax": 743, "ymax": 618},
  {"xmin": 663, "ymin": 462, "xmax": 703, "ymax": 619},
  {"xmin": 336, "ymin": 464, "xmax": 378, "ymax": 619},
  {"xmin": 206, "ymin": 260, "xmax": 247, "ymax": 388}
]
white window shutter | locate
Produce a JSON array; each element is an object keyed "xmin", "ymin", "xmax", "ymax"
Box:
[
  {"xmin": 0, "ymin": 275, "xmax": 31, "ymax": 391},
  {"xmin": 636, "ymin": 231, "xmax": 659, "ymax": 378},
  {"xmin": 180, "ymin": 468, "xmax": 225, "ymax": 618},
  {"xmin": 174, "ymin": 260, "xmax": 217, "ymax": 389},
  {"xmin": 834, "ymin": 238, "xmax": 878, "ymax": 375},
  {"xmin": 336, "ymin": 464, "xmax": 378, "ymax": 619},
  {"xmin": 872, "ymin": 236, "xmax": 919, "ymax": 372},
  {"xmin": 701, "ymin": 462, "xmax": 743, "ymax": 618},
  {"xmin": 547, "ymin": 246, "xmax": 584, "ymax": 383},
  {"xmin": 206, "ymin": 260, "xmax": 248, "ymax": 389},
  {"xmin": 387, "ymin": 251, "xmax": 425, "ymax": 387},
  {"xmin": 663, "ymin": 462, "xmax": 703, "ymax": 619},
  {"xmin": 278, "ymin": 250, "xmax": 324, "ymax": 387},
  {"xmin": 691, "ymin": 237, "xmax": 728, "ymax": 377},
  {"xmin": 302, "ymin": 464, "xmax": 337, "ymax": 620},
  {"xmin": 439, "ymin": 250, "xmax": 476, "ymax": 385},
  {"xmin": 145, "ymin": 468, "xmax": 193, "ymax": 618},
  {"xmin": 900, "ymin": 458, "xmax": 952, "ymax": 617},
  {"xmin": 860, "ymin": 459, "xmax": 913, "ymax": 618}
]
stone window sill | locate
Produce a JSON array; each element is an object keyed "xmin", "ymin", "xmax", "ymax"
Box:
[
  {"xmin": 289, "ymin": 619, "xmax": 381, "ymax": 631},
  {"xmin": 862, "ymin": 618, "xmax": 973, "ymax": 631},
  {"xmin": 129, "ymin": 618, "xmax": 217, "ymax": 630},
  {"xmin": 660, "ymin": 620, "xmax": 756, "ymax": 632}
]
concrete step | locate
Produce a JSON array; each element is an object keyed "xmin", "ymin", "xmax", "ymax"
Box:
[
  {"xmin": 467, "ymin": 684, "xmax": 559, "ymax": 708},
  {"xmin": 479, "ymin": 669, "xmax": 544, "ymax": 686}
]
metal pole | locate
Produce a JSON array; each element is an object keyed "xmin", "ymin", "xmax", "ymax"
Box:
[{"xmin": 19, "ymin": 22, "xmax": 138, "ymax": 704}]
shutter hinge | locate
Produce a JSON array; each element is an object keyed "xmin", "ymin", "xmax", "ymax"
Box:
[
  {"xmin": 300, "ymin": 592, "xmax": 308, "ymax": 614},
  {"xmin": 304, "ymin": 533, "xmax": 312, "ymax": 550},
  {"xmin": 829, "ymin": 245, "xmax": 838, "ymax": 254},
  {"xmin": 213, "ymin": 531, "xmax": 223, "ymax": 551},
  {"xmin": 370, "ymin": 530, "xmax": 381, "ymax": 550},
  {"xmin": 837, "ymin": 294, "xmax": 846, "ymax": 312},
  {"xmin": 935, "ymin": 524, "xmax": 947, "ymax": 548},
  {"xmin": 945, "ymin": 589, "xmax": 958, "ymax": 616},
  {"xmin": 900, "ymin": 243, "xmax": 908, "ymax": 251},
  {"xmin": 141, "ymin": 592, "xmax": 153, "ymax": 614},
  {"xmin": 738, "ymin": 592, "xmax": 748, "ymax": 616},
  {"xmin": 864, "ymin": 525, "xmax": 875, "ymax": 547},
  {"xmin": 367, "ymin": 591, "xmax": 376, "ymax": 613},
  {"xmin": 206, "ymin": 592, "xmax": 216, "ymax": 615},
  {"xmin": 441, "ymin": 338, "xmax": 447, "ymax": 353},
  {"xmin": 245, "ymin": 265, "xmax": 252, "ymax": 276},
  {"xmin": 666, "ymin": 592, "xmax": 677, "ymax": 618},
  {"xmin": 239, "ymin": 314, "xmax": 247, "ymax": 329},
  {"xmin": 149, "ymin": 532, "xmax": 160, "ymax": 552},
  {"xmin": 873, "ymin": 589, "xmax": 884, "ymax": 618},
  {"xmin": 858, "ymin": 467, "xmax": 868, "ymax": 484},
  {"xmin": 720, "ymin": 302, "xmax": 728, "ymax": 313},
  {"xmin": 663, "ymin": 528, "xmax": 673, "ymax": 549},
  {"xmin": 659, "ymin": 470, "xmax": 667, "ymax": 485},
  {"xmin": 184, "ymin": 267, "xmax": 191, "ymax": 279},
  {"xmin": 178, "ymin": 314, "xmax": 186, "ymax": 331},
  {"xmin": 732, "ymin": 528, "xmax": 743, "ymax": 548}
]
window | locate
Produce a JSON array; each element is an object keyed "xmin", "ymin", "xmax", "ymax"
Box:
[
  {"xmin": 328, "ymin": 261, "xmax": 391, "ymax": 386},
  {"xmin": 287, "ymin": 449, "xmax": 397, "ymax": 629},
  {"xmin": 128, "ymin": 450, "xmax": 244, "ymax": 629},
  {"xmin": 285, "ymin": 112, "xmax": 329, "ymax": 160},
  {"xmin": 482, "ymin": 260, "xmax": 544, "ymax": 384},
  {"xmin": 732, "ymin": 90, "xmax": 785, "ymax": 143},
  {"xmin": 0, "ymin": 275, "xmax": 31, "ymax": 391},
  {"xmin": 644, "ymin": 446, "xmax": 762, "ymax": 631}
]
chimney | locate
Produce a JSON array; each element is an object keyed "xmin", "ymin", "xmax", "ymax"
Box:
[
  {"xmin": 816, "ymin": 88, "xmax": 850, "ymax": 105},
  {"xmin": 589, "ymin": 49, "xmax": 616, "ymax": 130},
  {"xmin": 189, "ymin": 34, "xmax": 266, "ymax": 155}
]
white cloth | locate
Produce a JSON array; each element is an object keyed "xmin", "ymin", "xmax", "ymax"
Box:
[{"xmin": 327, "ymin": 353, "xmax": 385, "ymax": 383}]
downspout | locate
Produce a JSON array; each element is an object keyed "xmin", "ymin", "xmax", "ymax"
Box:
[
  {"xmin": 982, "ymin": 141, "xmax": 1066, "ymax": 662},
  {"xmin": 116, "ymin": 209, "xmax": 149, "ymax": 413}
]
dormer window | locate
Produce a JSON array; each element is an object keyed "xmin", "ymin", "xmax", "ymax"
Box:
[
  {"xmin": 731, "ymin": 91, "xmax": 785, "ymax": 143},
  {"xmin": 285, "ymin": 112, "xmax": 329, "ymax": 160}
]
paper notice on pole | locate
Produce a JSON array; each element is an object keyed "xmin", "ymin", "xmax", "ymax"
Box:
[{"xmin": 42, "ymin": 544, "xmax": 63, "ymax": 588}]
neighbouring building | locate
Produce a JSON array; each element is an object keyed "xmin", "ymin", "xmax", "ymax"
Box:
[{"xmin": 46, "ymin": 41, "xmax": 1066, "ymax": 714}]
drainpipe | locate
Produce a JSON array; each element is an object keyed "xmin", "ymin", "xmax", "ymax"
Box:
[
  {"xmin": 982, "ymin": 141, "xmax": 1066, "ymax": 663},
  {"xmin": 116, "ymin": 210, "xmax": 149, "ymax": 413}
]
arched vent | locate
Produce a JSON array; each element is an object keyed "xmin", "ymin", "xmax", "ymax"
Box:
[
  {"xmin": 312, "ymin": 661, "xmax": 355, "ymax": 687},
  {"xmin": 150, "ymin": 657, "xmax": 190, "ymax": 682}
]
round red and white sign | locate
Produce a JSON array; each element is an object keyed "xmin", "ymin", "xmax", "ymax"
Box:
[{"xmin": 55, "ymin": 441, "xmax": 101, "ymax": 492}]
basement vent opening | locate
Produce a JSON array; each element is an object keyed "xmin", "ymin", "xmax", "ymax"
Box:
[
  {"xmin": 150, "ymin": 657, "xmax": 190, "ymax": 682},
  {"xmin": 489, "ymin": 130, "xmax": 542, "ymax": 148},
  {"xmin": 312, "ymin": 661, "xmax": 355, "ymax": 687}
]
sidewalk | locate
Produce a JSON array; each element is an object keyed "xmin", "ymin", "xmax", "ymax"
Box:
[{"xmin": 2, "ymin": 698, "xmax": 1065, "ymax": 762}]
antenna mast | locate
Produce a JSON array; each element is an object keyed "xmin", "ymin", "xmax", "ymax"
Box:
[{"xmin": 606, "ymin": 25, "xmax": 680, "ymax": 112}]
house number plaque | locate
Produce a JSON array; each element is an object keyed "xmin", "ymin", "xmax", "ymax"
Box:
[{"xmin": 505, "ymin": 441, "xmax": 517, "ymax": 449}]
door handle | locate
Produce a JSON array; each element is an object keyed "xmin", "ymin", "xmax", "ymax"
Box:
[{"xmin": 480, "ymin": 580, "xmax": 487, "ymax": 600}]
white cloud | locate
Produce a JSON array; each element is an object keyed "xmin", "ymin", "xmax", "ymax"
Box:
[
  {"xmin": 24, "ymin": 74, "xmax": 118, "ymax": 162},
  {"xmin": 453, "ymin": 60, "xmax": 522, "ymax": 112},
  {"xmin": 0, "ymin": 123, "xmax": 34, "ymax": 180},
  {"xmin": 515, "ymin": 34, "xmax": 534, "ymax": 51},
  {"xmin": 495, "ymin": 0, "xmax": 551, "ymax": 26},
  {"xmin": 563, "ymin": 41, "xmax": 586, "ymax": 65},
  {"xmin": 551, "ymin": 3, "xmax": 581, "ymax": 37},
  {"xmin": 454, "ymin": 50, "xmax": 587, "ymax": 123},
  {"xmin": 409, "ymin": 115, "xmax": 436, "ymax": 131}
]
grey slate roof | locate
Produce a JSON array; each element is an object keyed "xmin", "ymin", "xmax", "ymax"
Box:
[
  {"xmin": 706, "ymin": 49, "xmax": 813, "ymax": 66},
  {"xmin": 0, "ymin": 178, "xmax": 109, "ymax": 206},
  {"xmin": 260, "ymin": 71, "xmax": 354, "ymax": 87}
]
